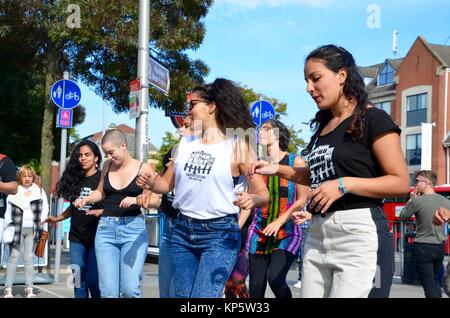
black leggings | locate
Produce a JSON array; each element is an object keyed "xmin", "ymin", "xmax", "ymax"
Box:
[{"xmin": 249, "ymin": 249, "xmax": 295, "ymax": 298}]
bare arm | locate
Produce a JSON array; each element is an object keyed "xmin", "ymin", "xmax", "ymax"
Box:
[
  {"xmin": 238, "ymin": 207, "xmax": 252, "ymax": 229},
  {"xmin": 263, "ymin": 157, "xmax": 310, "ymax": 236},
  {"xmin": 74, "ymin": 161, "xmax": 108, "ymax": 208},
  {"xmin": 250, "ymin": 161, "xmax": 311, "ymax": 186},
  {"xmin": 136, "ymin": 159, "xmax": 175, "ymax": 194},
  {"xmin": 0, "ymin": 181, "xmax": 18, "ymax": 195}
]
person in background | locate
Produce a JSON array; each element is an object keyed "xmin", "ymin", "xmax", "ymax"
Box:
[
  {"xmin": 400, "ymin": 170, "xmax": 450, "ymax": 298},
  {"xmin": 3, "ymin": 165, "xmax": 48, "ymax": 298},
  {"xmin": 0, "ymin": 153, "xmax": 18, "ymax": 243},
  {"xmin": 293, "ymin": 215, "xmax": 311, "ymax": 289},
  {"xmin": 246, "ymin": 119, "xmax": 308, "ymax": 298},
  {"xmin": 433, "ymin": 207, "xmax": 450, "ymax": 297},
  {"xmin": 42, "ymin": 140, "xmax": 103, "ymax": 298}
]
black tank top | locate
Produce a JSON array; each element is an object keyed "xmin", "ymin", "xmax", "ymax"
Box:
[{"xmin": 102, "ymin": 162, "xmax": 144, "ymax": 217}]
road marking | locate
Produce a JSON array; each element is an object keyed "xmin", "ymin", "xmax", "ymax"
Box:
[{"xmin": 35, "ymin": 286, "xmax": 66, "ymax": 298}]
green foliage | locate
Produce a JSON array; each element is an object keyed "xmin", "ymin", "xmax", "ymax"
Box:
[
  {"xmin": 0, "ymin": 0, "xmax": 213, "ymax": 191},
  {"xmin": 150, "ymin": 131, "xmax": 179, "ymax": 172}
]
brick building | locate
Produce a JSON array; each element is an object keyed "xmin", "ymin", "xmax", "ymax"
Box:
[{"xmin": 360, "ymin": 36, "xmax": 450, "ymax": 185}]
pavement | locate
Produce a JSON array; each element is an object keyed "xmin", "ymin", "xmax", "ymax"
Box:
[{"xmin": 0, "ymin": 245, "xmax": 447, "ymax": 299}]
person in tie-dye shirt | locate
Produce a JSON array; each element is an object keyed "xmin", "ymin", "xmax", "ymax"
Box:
[{"xmin": 246, "ymin": 119, "xmax": 309, "ymax": 298}]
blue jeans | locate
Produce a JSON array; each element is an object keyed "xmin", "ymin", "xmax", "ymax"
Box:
[
  {"xmin": 95, "ymin": 215, "xmax": 148, "ymax": 298},
  {"xmin": 69, "ymin": 241, "xmax": 100, "ymax": 298},
  {"xmin": 158, "ymin": 214, "xmax": 175, "ymax": 298},
  {"xmin": 172, "ymin": 214, "xmax": 240, "ymax": 298}
]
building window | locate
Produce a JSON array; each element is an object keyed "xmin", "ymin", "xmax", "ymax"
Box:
[
  {"xmin": 406, "ymin": 93, "xmax": 427, "ymax": 127},
  {"xmin": 375, "ymin": 101, "xmax": 391, "ymax": 116},
  {"xmin": 406, "ymin": 134, "xmax": 421, "ymax": 166},
  {"xmin": 378, "ymin": 63, "xmax": 394, "ymax": 86}
]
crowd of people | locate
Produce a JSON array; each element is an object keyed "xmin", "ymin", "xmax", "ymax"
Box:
[{"xmin": 0, "ymin": 44, "xmax": 449, "ymax": 298}]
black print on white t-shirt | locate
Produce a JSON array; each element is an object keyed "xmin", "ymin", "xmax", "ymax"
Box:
[
  {"xmin": 308, "ymin": 144, "xmax": 336, "ymax": 188},
  {"xmin": 184, "ymin": 151, "xmax": 215, "ymax": 182},
  {"xmin": 78, "ymin": 187, "xmax": 94, "ymax": 211}
]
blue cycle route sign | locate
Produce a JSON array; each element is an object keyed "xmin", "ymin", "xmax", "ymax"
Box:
[
  {"xmin": 250, "ymin": 100, "xmax": 275, "ymax": 126},
  {"xmin": 50, "ymin": 79, "xmax": 81, "ymax": 109}
]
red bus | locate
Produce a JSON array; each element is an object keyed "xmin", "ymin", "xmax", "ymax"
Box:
[{"xmin": 383, "ymin": 185, "xmax": 450, "ymax": 254}]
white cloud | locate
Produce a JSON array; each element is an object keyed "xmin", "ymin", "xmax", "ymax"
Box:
[{"xmin": 215, "ymin": 0, "xmax": 340, "ymax": 9}]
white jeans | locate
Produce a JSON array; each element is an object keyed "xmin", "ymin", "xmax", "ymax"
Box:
[{"xmin": 300, "ymin": 208, "xmax": 378, "ymax": 298}]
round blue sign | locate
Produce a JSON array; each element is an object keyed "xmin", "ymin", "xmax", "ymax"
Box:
[
  {"xmin": 250, "ymin": 100, "xmax": 275, "ymax": 126},
  {"xmin": 50, "ymin": 79, "xmax": 81, "ymax": 109}
]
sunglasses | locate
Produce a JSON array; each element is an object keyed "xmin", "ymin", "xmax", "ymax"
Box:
[{"xmin": 186, "ymin": 99, "xmax": 210, "ymax": 112}]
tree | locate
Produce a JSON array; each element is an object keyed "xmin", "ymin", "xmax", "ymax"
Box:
[
  {"xmin": 0, "ymin": 0, "xmax": 212, "ymax": 193},
  {"xmin": 150, "ymin": 131, "xmax": 179, "ymax": 172},
  {"xmin": 240, "ymin": 86, "xmax": 306, "ymax": 154}
]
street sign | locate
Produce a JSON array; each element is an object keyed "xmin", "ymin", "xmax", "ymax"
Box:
[
  {"xmin": 165, "ymin": 110, "xmax": 187, "ymax": 129},
  {"xmin": 56, "ymin": 108, "xmax": 73, "ymax": 128},
  {"xmin": 50, "ymin": 79, "xmax": 81, "ymax": 109},
  {"xmin": 129, "ymin": 78, "xmax": 141, "ymax": 119},
  {"xmin": 250, "ymin": 100, "xmax": 276, "ymax": 126},
  {"xmin": 149, "ymin": 56, "xmax": 170, "ymax": 95}
]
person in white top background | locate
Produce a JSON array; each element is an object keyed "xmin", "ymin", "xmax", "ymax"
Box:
[
  {"xmin": 137, "ymin": 78, "xmax": 269, "ymax": 298},
  {"xmin": 3, "ymin": 165, "xmax": 48, "ymax": 298}
]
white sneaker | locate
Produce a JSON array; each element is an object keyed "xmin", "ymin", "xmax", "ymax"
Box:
[{"xmin": 293, "ymin": 280, "xmax": 302, "ymax": 289}]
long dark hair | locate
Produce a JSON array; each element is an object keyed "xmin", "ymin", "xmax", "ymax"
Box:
[
  {"xmin": 57, "ymin": 140, "xmax": 102, "ymax": 201},
  {"xmin": 302, "ymin": 45, "xmax": 368, "ymax": 156},
  {"xmin": 191, "ymin": 78, "xmax": 255, "ymax": 130},
  {"xmin": 263, "ymin": 119, "xmax": 291, "ymax": 151}
]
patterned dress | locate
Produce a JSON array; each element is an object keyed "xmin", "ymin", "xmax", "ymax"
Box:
[{"xmin": 246, "ymin": 153, "xmax": 302, "ymax": 256}]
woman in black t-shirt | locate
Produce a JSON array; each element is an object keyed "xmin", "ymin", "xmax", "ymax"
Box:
[
  {"xmin": 43, "ymin": 140, "xmax": 103, "ymax": 298},
  {"xmin": 251, "ymin": 45, "xmax": 409, "ymax": 298}
]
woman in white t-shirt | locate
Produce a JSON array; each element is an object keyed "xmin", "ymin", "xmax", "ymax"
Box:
[
  {"xmin": 137, "ymin": 78, "xmax": 269, "ymax": 298},
  {"xmin": 3, "ymin": 165, "xmax": 48, "ymax": 298}
]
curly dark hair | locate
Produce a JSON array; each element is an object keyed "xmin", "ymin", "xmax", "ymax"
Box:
[
  {"xmin": 191, "ymin": 78, "xmax": 255, "ymax": 131},
  {"xmin": 56, "ymin": 140, "xmax": 102, "ymax": 201},
  {"xmin": 302, "ymin": 45, "xmax": 368, "ymax": 156},
  {"xmin": 263, "ymin": 119, "xmax": 291, "ymax": 151}
]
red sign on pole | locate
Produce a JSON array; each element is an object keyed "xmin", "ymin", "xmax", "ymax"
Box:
[
  {"xmin": 56, "ymin": 109, "xmax": 73, "ymax": 128},
  {"xmin": 129, "ymin": 78, "xmax": 141, "ymax": 119}
]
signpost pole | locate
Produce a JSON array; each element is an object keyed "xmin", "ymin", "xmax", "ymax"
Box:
[
  {"xmin": 53, "ymin": 71, "xmax": 69, "ymax": 282},
  {"xmin": 135, "ymin": 0, "xmax": 150, "ymax": 161}
]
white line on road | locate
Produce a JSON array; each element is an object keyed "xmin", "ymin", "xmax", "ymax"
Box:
[{"xmin": 35, "ymin": 286, "xmax": 66, "ymax": 298}]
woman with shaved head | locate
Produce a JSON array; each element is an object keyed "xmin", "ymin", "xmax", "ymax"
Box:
[{"xmin": 74, "ymin": 129, "xmax": 152, "ymax": 298}]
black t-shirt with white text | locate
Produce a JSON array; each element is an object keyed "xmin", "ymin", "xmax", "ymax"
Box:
[
  {"xmin": 0, "ymin": 156, "xmax": 17, "ymax": 218},
  {"xmin": 69, "ymin": 170, "xmax": 103, "ymax": 247},
  {"xmin": 307, "ymin": 107, "xmax": 401, "ymax": 213}
]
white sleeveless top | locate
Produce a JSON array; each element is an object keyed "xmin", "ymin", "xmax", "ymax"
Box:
[{"xmin": 172, "ymin": 136, "xmax": 240, "ymax": 219}]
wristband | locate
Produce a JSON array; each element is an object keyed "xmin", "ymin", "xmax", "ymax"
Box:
[{"xmin": 338, "ymin": 177, "xmax": 347, "ymax": 195}]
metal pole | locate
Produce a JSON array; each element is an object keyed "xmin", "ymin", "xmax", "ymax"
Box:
[
  {"xmin": 135, "ymin": 0, "xmax": 150, "ymax": 161},
  {"xmin": 53, "ymin": 71, "xmax": 69, "ymax": 282}
]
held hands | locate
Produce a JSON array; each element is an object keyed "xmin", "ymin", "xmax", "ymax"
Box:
[
  {"xmin": 40, "ymin": 216, "xmax": 58, "ymax": 227},
  {"xmin": 233, "ymin": 192, "xmax": 258, "ymax": 210},
  {"xmin": 307, "ymin": 179, "xmax": 343, "ymax": 214},
  {"xmin": 292, "ymin": 211, "xmax": 312, "ymax": 225},
  {"xmin": 136, "ymin": 172, "xmax": 157, "ymax": 190},
  {"xmin": 85, "ymin": 209, "xmax": 103, "ymax": 217},
  {"xmin": 73, "ymin": 197, "xmax": 88, "ymax": 209},
  {"xmin": 433, "ymin": 207, "xmax": 450, "ymax": 226},
  {"xmin": 136, "ymin": 193, "xmax": 150, "ymax": 209},
  {"xmin": 119, "ymin": 196, "xmax": 137, "ymax": 208},
  {"xmin": 248, "ymin": 160, "xmax": 278, "ymax": 176}
]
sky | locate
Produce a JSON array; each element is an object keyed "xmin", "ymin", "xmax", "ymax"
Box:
[{"xmin": 75, "ymin": 0, "xmax": 450, "ymax": 149}]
